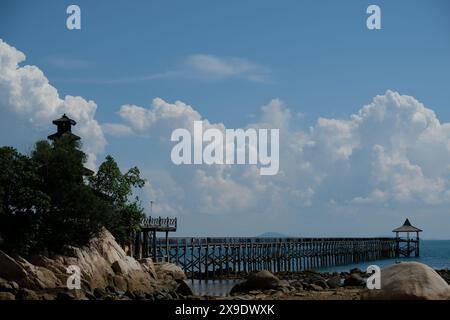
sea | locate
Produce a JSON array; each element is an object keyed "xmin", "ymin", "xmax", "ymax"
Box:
[{"xmin": 189, "ymin": 240, "xmax": 450, "ymax": 296}]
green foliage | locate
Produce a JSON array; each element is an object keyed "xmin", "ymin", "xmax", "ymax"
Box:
[
  {"xmin": 89, "ymin": 155, "xmax": 146, "ymax": 245},
  {"xmin": 0, "ymin": 137, "xmax": 146, "ymax": 255},
  {"xmin": 0, "ymin": 147, "xmax": 50, "ymax": 255}
]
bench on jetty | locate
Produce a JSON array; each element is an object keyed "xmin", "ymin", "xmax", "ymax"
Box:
[{"xmin": 134, "ymin": 216, "xmax": 177, "ymax": 262}]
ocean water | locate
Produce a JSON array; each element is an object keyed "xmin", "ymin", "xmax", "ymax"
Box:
[
  {"xmin": 188, "ymin": 240, "xmax": 450, "ymax": 296},
  {"xmin": 319, "ymin": 240, "xmax": 450, "ymax": 273}
]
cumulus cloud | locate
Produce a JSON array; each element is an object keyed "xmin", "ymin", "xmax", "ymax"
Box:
[
  {"xmin": 0, "ymin": 39, "xmax": 106, "ymax": 168},
  {"xmin": 2, "ymin": 38, "xmax": 450, "ymax": 235},
  {"xmin": 110, "ymin": 90, "xmax": 450, "ymax": 235}
]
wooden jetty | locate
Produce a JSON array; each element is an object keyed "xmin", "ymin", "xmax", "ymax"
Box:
[
  {"xmin": 131, "ymin": 217, "xmax": 423, "ymax": 280},
  {"xmin": 137, "ymin": 236, "xmax": 397, "ymax": 280}
]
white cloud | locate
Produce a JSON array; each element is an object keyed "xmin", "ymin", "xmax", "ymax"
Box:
[
  {"xmin": 102, "ymin": 123, "xmax": 133, "ymax": 137},
  {"xmin": 44, "ymin": 56, "xmax": 92, "ymax": 69},
  {"xmin": 0, "ymin": 38, "xmax": 106, "ymax": 169},
  {"xmin": 185, "ymin": 54, "xmax": 272, "ymax": 83},
  {"xmin": 2, "ymin": 38, "xmax": 450, "ymax": 236},
  {"xmin": 111, "ymin": 90, "xmax": 450, "ymax": 236}
]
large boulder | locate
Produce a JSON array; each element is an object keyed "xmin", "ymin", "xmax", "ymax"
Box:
[
  {"xmin": 230, "ymin": 270, "xmax": 281, "ymax": 294},
  {"xmin": 139, "ymin": 258, "xmax": 158, "ymax": 279},
  {"xmin": 0, "ymin": 229, "xmax": 180, "ymax": 299},
  {"xmin": 155, "ymin": 263, "xmax": 186, "ymax": 281},
  {"xmin": 344, "ymin": 273, "xmax": 366, "ymax": 287},
  {"xmin": 0, "ymin": 250, "xmax": 61, "ymax": 290},
  {"xmin": 363, "ymin": 262, "xmax": 450, "ymax": 300}
]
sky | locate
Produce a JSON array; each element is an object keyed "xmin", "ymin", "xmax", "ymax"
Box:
[{"xmin": 1, "ymin": 0, "xmax": 450, "ymax": 238}]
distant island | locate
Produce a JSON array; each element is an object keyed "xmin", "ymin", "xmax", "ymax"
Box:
[{"xmin": 257, "ymin": 232, "xmax": 288, "ymax": 238}]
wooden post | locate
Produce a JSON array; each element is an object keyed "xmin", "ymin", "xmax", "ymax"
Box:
[
  {"xmin": 198, "ymin": 240, "xmax": 203, "ymax": 280},
  {"xmin": 205, "ymin": 240, "xmax": 209, "ymax": 281},
  {"xmin": 191, "ymin": 238, "xmax": 194, "ymax": 281},
  {"xmin": 165, "ymin": 231, "xmax": 169, "ymax": 262}
]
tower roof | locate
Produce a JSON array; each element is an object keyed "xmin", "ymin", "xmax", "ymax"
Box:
[
  {"xmin": 392, "ymin": 218, "xmax": 422, "ymax": 233},
  {"xmin": 48, "ymin": 114, "xmax": 80, "ymax": 141},
  {"xmin": 52, "ymin": 114, "xmax": 76, "ymax": 126}
]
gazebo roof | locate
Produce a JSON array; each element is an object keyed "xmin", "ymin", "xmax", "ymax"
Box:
[{"xmin": 392, "ymin": 218, "xmax": 422, "ymax": 233}]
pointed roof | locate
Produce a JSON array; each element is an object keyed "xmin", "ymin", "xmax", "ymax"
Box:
[
  {"xmin": 392, "ymin": 218, "xmax": 422, "ymax": 233},
  {"xmin": 52, "ymin": 114, "xmax": 76, "ymax": 126}
]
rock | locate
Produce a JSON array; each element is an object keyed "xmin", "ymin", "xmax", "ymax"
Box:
[
  {"xmin": 313, "ymin": 279, "xmax": 329, "ymax": 289},
  {"xmin": 0, "ymin": 278, "xmax": 15, "ymax": 293},
  {"xmin": 16, "ymin": 288, "xmax": 39, "ymax": 300},
  {"xmin": 0, "ymin": 292, "xmax": 15, "ymax": 300},
  {"xmin": 139, "ymin": 258, "xmax": 158, "ymax": 279},
  {"xmin": 327, "ymin": 276, "xmax": 342, "ymax": 289},
  {"xmin": 363, "ymin": 262, "xmax": 450, "ymax": 300},
  {"xmin": 230, "ymin": 271, "xmax": 281, "ymax": 294},
  {"xmin": 305, "ymin": 283, "xmax": 323, "ymax": 291},
  {"xmin": 0, "ymin": 250, "xmax": 28, "ymax": 281},
  {"xmin": 0, "ymin": 229, "xmax": 179, "ymax": 300},
  {"xmin": 344, "ymin": 274, "xmax": 366, "ymax": 287},
  {"xmin": 277, "ymin": 279, "xmax": 290, "ymax": 288},
  {"xmin": 113, "ymin": 275, "xmax": 128, "ymax": 292},
  {"xmin": 155, "ymin": 263, "xmax": 186, "ymax": 281},
  {"xmin": 350, "ymin": 268, "xmax": 363, "ymax": 274},
  {"xmin": 290, "ymin": 280, "xmax": 304, "ymax": 289},
  {"xmin": 93, "ymin": 287, "xmax": 106, "ymax": 299},
  {"xmin": 245, "ymin": 270, "xmax": 281, "ymax": 290},
  {"xmin": 0, "ymin": 250, "xmax": 61, "ymax": 290},
  {"xmin": 84, "ymin": 291, "xmax": 96, "ymax": 300},
  {"xmin": 249, "ymin": 290, "xmax": 262, "ymax": 295},
  {"xmin": 56, "ymin": 291, "xmax": 75, "ymax": 300},
  {"xmin": 176, "ymin": 280, "xmax": 194, "ymax": 296},
  {"xmin": 111, "ymin": 256, "xmax": 142, "ymax": 275}
]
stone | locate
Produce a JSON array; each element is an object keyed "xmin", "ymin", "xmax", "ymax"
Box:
[
  {"xmin": 350, "ymin": 268, "xmax": 363, "ymax": 274},
  {"xmin": 93, "ymin": 287, "xmax": 106, "ymax": 299},
  {"xmin": 230, "ymin": 271, "xmax": 281, "ymax": 294},
  {"xmin": 363, "ymin": 262, "xmax": 450, "ymax": 300},
  {"xmin": 290, "ymin": 280, "xmax": 305, "ymax": 290},
  {"xmin": 176, "ymin": 280, "xmax": 194, "ymax": 296},
  {"xmin": 327, "ymin": 276, "xmax": 342, "ymax": 289},
  {"xmin": 113, "ymin": 275, "xmax": 128, "ymax": 292},
  {"xmin": 139, "ymin": 258, "xmax": 158, "ymax": 279},
  {"xmin": 245, "ymin": 270, "xmax": 281, "ymax": 290},
  {"xmin": 306, "ymin": 283, "xmax": 323, "ymax": 291},
  {"xmin": 155, "ymin": 263, "xmax": 186, "ymax": 281},
  {"xmin": 15, "ymin": 288, "xmax": 39, "ymax": 300},
  {"xmin": 57, "ymin": 291, "xmax": 75, "ymax": 300},
  {"xmin": 344, "ymin": 274, "xmax": 366, "ymax": 287},
  {"xmin": 313, "ymin": 280, "xmax": 329, "ymax": 289},
  {"xmin": 0, "ymin": 251, "xmax": 28, "ymax": 280},
  {"xmin": 0, "ymin": 278, "xmax": 15, "ymax": 293},
  {"xmin": 0, "ymin": 229, "xmax": 180, "ymax": 300},
  {"xmin": 0, "ymin": 292, "xmax": 15, "ymax": 300}
]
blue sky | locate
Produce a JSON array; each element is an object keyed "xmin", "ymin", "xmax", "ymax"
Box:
[{"xmin": 1, "ymin": 1, "xmax": 450, "ymax": 238}]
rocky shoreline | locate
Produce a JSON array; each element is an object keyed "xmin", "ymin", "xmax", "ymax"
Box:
[
  {"xmin": 0, "ymin": 229, "xmax": 194, "ymax": 300},
  {"xmin": 2, "ymin": 229, "xmax": 450, "ymax": 300}
]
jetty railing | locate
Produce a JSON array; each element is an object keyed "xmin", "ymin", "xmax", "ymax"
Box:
[{"xmin": 144, "ymin": 237, "xmax": 397, "ymax": 279}]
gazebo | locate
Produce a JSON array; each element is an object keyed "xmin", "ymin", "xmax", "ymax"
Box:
[{"xmin": 392, "ymin": 218, "xmax": 422, "ymax": 257}]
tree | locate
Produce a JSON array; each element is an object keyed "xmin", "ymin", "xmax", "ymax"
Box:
[
  {"xmin": 0, "ymin": 137, "xmax": 147, "ymax": 255},
  {"xmin": 31, "ymin": 136, "xmax": 109, "ymax": 252},
  {"xmin": 89, "ymin": 155, "xmax": 146, "ymax": 245},
  {"xmin": 0, "ymin": 147, "xmax": 50, "ymax": 255}
]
